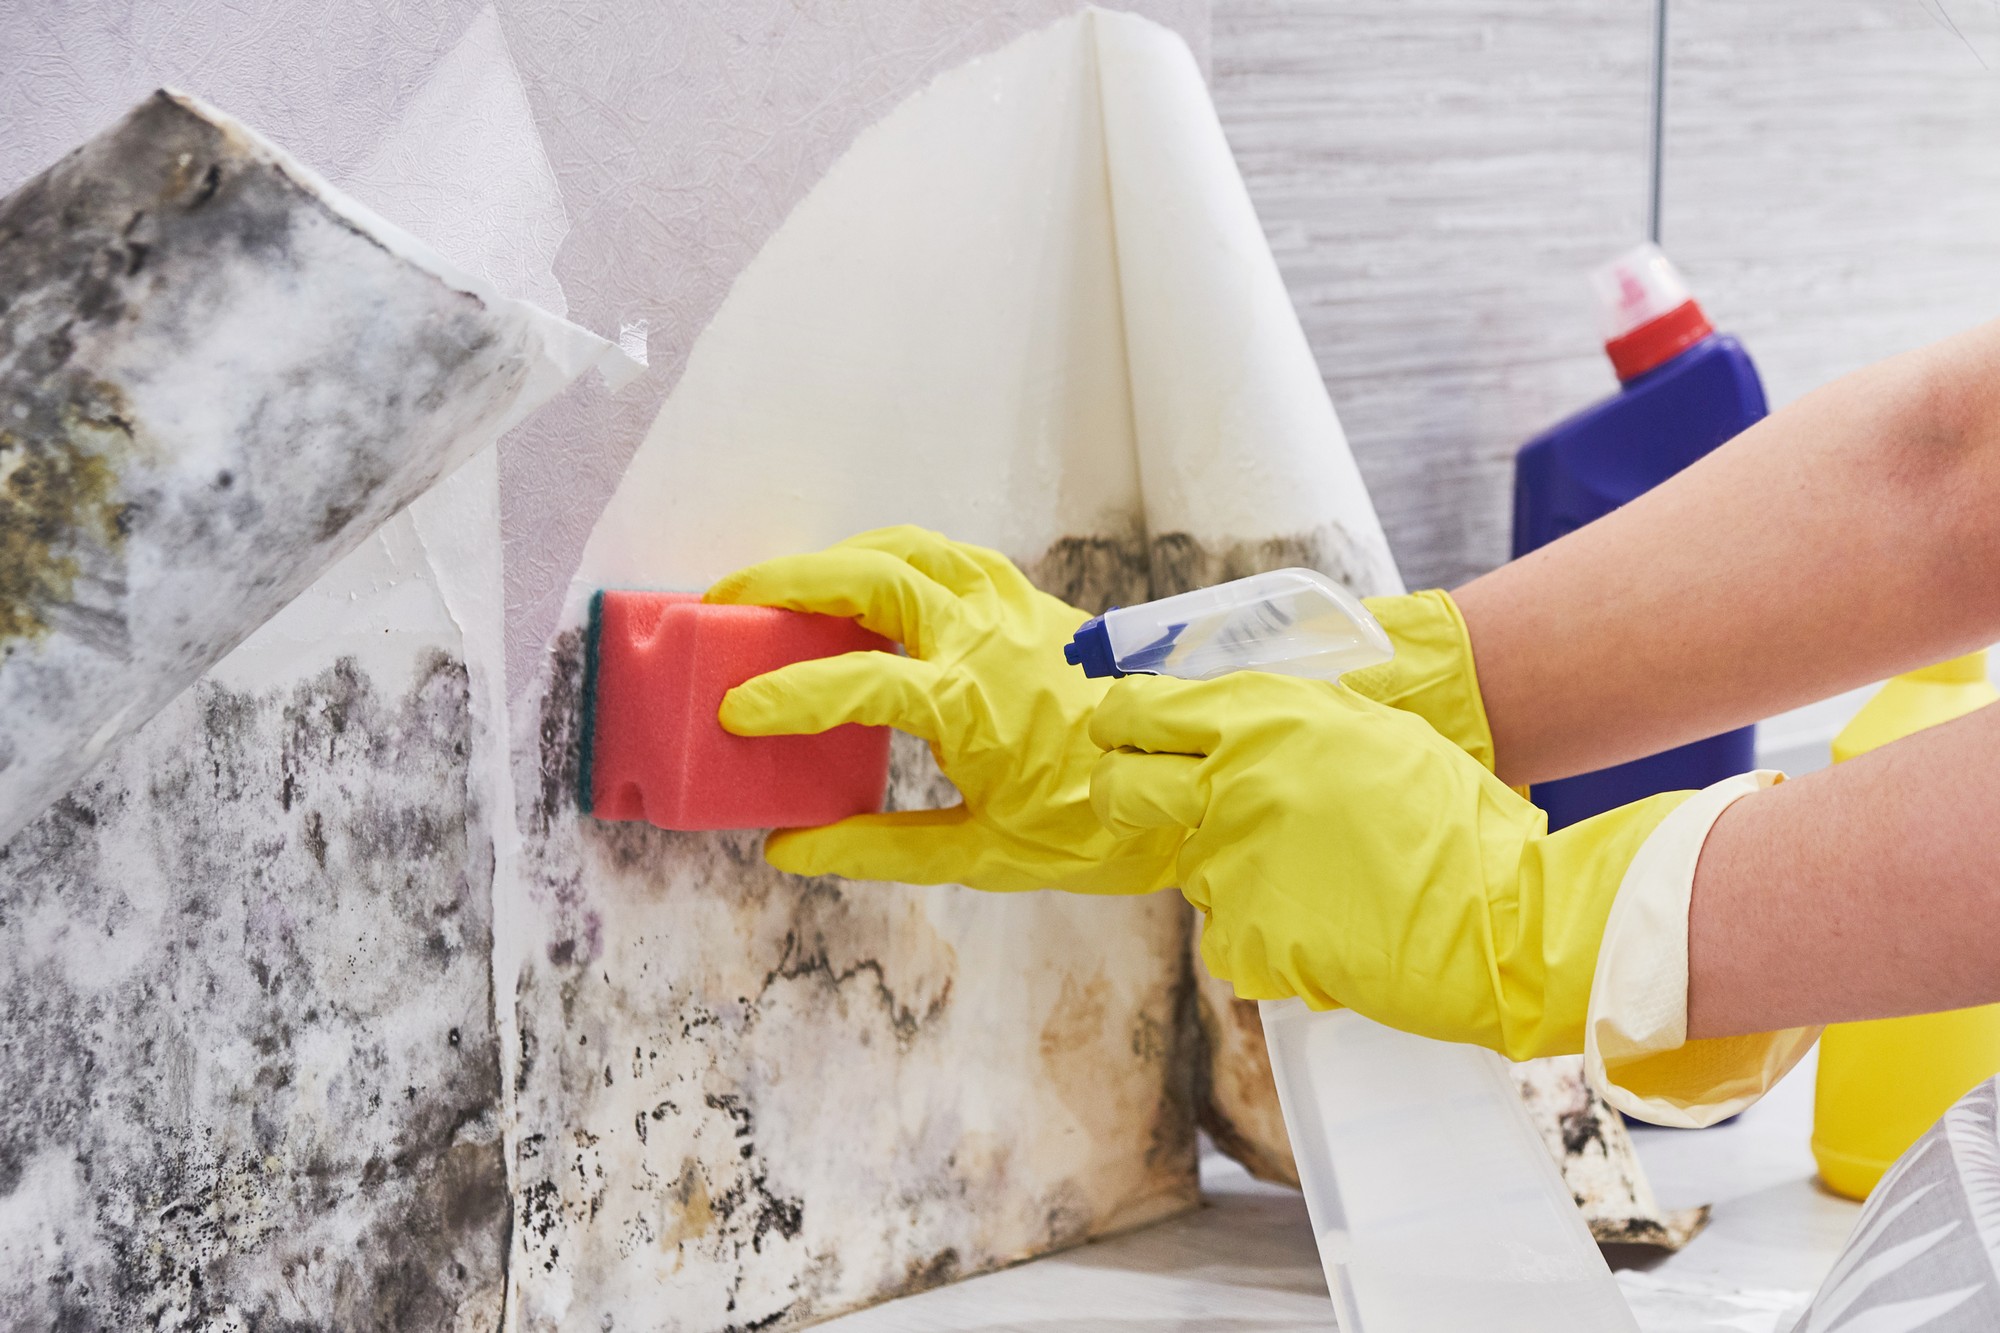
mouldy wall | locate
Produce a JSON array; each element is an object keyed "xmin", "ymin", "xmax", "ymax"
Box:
[
  {"xmin": 3, "ymin": 6, "xmax": 1225, "ymax": 1330},
  {"xmin": 505, "ymin": 531, "xmax": 1201, "ymax": 1331},
  {"xmin": 0, "ymin": 646, "xmax": 507, "ymax": 1329}
]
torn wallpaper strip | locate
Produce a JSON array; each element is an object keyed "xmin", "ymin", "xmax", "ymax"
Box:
[{"xmin": 0, "ymin": 89, "xmax": 631, "ymax": 843}]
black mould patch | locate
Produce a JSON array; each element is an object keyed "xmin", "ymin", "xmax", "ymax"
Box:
[
  {"xmin": 1139, "ymin": 908, "xmax": 1201, "ymax": 1178},
  {"xmin": 1021, "ymin": 524, "xmax": 1152, "ymax": 614},
  {"xmin": 901, "ymin": 1247, "xmax": 961, "ymax": 1295},
  {"xmin": 1146, "ymin": 525, "xmax": 1385, "ymax": 600},
  {"xmin": 0, "ymin": 649, "xmax": 505, "ymax": 1329}
]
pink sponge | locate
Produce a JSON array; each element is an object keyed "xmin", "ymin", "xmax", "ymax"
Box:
[{"xmin": 579, "ymin": 591, "xmax": 894, "ymax": 831}]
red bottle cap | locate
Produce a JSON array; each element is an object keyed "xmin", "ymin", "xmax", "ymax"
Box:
[
  {"xmin": 1591, "ymin": 244, "xmax": 1715, "ymax": 382},
  {"xmin": 1604, "ymin": 299, "xmax": 1714, "ymax": 382}
]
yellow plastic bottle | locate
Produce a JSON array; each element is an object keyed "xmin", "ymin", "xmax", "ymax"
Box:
[{"xmin": 1811, "ymin": 651, "xmax": 2000, "ymax": 1200}]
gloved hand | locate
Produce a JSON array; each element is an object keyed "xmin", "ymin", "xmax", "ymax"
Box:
[
  {"xmin": 1087, "ymin": 671, "xmax": 1690, "ymax": 1059},
  {"xmin": 707, "ymin": 526, "xmax": 1183, "ymax": 893},
  {"xmin": 1344, "ymin": 589, "xmax": 1500, "ymax": 772}
]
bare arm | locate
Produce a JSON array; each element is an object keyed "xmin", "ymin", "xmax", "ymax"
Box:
[
  {"xmin": 1685, "ymin": 701, "xmax": 2000, "ymax": 1037},
  {"xmin": 1453, "ymin": 319, "xmax": 2000, "ymax": 788}
]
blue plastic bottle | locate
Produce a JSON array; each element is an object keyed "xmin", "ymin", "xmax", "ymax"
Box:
[{"xmin": 1513, "ymin": 245, "xmax": 1767, "ymax": 830}]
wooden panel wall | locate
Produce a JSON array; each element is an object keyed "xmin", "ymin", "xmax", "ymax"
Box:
[
  {"xmin": 1213, "ymin": 1, "xmax": 2000, "ymax": 591},
  {"xmin": 1210, "ymin": 1, "xmax": 1655, "ymax": 591}
]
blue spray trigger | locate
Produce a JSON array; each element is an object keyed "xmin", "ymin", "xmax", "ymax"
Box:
[
  {"xmin": 1064, "ymin": 614, "xmax": 1123, "ymax": 678},
  {"xmin": 1064, "ymin": 613, "xmax": 1187, "ymax": 679}
]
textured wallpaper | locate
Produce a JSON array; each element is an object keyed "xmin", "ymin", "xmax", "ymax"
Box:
[{"xmin": 1209, "ymin": 0, "xmax": 1655, "ymax": 593}]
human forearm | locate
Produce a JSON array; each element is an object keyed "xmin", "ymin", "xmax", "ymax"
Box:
[
  {"xmin": 1684, "ymin": 702, "xmax": 2000, "ymax": 1039},
  {"xmin": 1454, "ymin": 320, "xmax": 2000, "ymax": 787}
]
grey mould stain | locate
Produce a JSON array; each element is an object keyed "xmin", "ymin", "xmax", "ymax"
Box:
[
  {"xmin": 1510, "ymin": 1057, "xmax": 1711, "ymax": 1252},
  {"xmin": 0, "ymin": 650, "xmax": 506, "ymax": 1331},
  {"xmin": 516, "ymin": 633, "xmax": 920, "ymax": 1328},
  {"xmin": 0, "ymin": 88, "xmax": 488, "ymax": 655}
]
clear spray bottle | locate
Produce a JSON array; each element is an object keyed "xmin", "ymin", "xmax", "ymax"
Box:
[{"xmin": 1066, "ymin": 569, "xmax": 1636, "ymax": 1333}]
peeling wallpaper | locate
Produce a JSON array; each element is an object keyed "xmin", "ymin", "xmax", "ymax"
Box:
[
  {"xmin": 2, "ymin": 7, "xmax": 1253, "ymax": 1330},
  {"xmin": 0, "ymin": 2, "xmax": 1686, "ymax": 1327},
  {"xmin": 0, "ymin": 90, "xmax": 614, "ymax": 844},
  {"xmin": 491, "ymin": 14, "xmax": 1386, "ymax": 1324},
  {"xmin": 0, "ymin": 2, "xmax": 1681, "ymax": 1329}
]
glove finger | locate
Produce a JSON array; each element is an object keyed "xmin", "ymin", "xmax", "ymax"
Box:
[
  {"xmin": 941, "ymin": 538, "xmax": 1041, "ymax": 597},
  {"xmin": 720, "ymin": 651, "xmax": 943, "ymax": 742},
  {"xmin": 1090, "ymin": 748, "xmax": 1206, "ymax": 836},
  {"xmin": 705, "ymin": 546, "xmax": 960, "ymax": 656},
  {"xmin": 764, "ymin": 806, "xmax": 992, "ymax": 886},
  {"xmin": 1087, "ymin": 675, "xmax": 1232, "ymax": 756},
  {"xmin": 1197, "ymin": 915, "xmax": 1292, "ymax": 1001},
  {"xmin": 1196, "ymin": 911, "xmax": 1234, "ymax": 978},
  {"xmin": 842, "ymin": 526, "xmax": 994, "ymax": 598}
]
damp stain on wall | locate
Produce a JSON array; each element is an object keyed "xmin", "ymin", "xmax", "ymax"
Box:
[
  {"xmin": 0, "ymin": 650, "xmax": 507, "ymax": 1331},
  {"xmin": 1144, "ymin": 525, "xmax": 1387, "ymax": 600}
]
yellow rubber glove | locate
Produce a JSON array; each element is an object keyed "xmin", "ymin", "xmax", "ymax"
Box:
[
  {"xmin": 707, "ymin": 526, "xmax": 1183, "ymax": 893},
  {"xmin": 1345, "ymin": 589, "xmax": 1500, "ymax": 772},
  {"xmin": 1087, "ymin": 671, "xmax": 1691, "ymax": 1060}
]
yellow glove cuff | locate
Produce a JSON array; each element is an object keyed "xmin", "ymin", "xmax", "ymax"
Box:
[
  {"xmin": 1584, "ymin": 770, "xmax": 1819, "ymax": 1128},
  {"xmin": 1348, "ymin": 590, "xmax": 1499, "ymax": 772},
  {"xmin": 1507, "ymin": 788, "xmax": 1691, "ymax": 1061}
]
